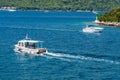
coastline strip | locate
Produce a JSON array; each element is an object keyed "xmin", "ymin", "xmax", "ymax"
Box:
[{"xmin": 94, "ymin": 21, "xmax": 120, "ymax": 27}]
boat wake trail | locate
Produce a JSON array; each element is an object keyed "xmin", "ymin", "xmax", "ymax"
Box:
[{"xmin": 42, "ymin": 52, "xmax": 120, "ymax": 64}]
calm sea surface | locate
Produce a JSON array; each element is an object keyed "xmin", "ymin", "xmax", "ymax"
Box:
[{"xmin": 0, "ymin": 11, "xmax": 120, "ymax": 80}]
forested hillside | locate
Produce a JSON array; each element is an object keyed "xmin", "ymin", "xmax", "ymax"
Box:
[
  {"xmin": 98, "ymin": 8, "xmax": 120, "ymax": 22},
  {"xmin": 0, "ymin": 0, "xmax": 120, "ymax": 11}
]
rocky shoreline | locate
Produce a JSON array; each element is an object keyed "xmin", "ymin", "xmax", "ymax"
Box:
[{"xmin": 94, "ymin": 21, "xmax": 120, "ymax": 27}]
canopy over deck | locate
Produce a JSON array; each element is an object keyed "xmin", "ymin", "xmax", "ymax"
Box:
[
  {"xmin": 19, "ymin": 40, "xmax": 40, "ymax": 43},
  {"xmin": 18, "ymin": 34, "xmax": 44, "ymax": 43}
]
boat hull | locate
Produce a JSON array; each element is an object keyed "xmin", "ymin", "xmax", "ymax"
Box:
[{"xmin": 14, "ymin": 45, "xmax": 47, "ymax": 55}]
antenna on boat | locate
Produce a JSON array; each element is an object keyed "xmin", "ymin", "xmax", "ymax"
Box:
[
  {"xmin": 25, "ymin": 34, "xmax": 28, "ymax": 39},
  {"xmin": 25, "ymin": 34, "xmax": 31, "ymax": 40}
]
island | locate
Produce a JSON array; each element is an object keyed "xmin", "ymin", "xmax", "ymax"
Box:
[{"xmin": 94, "ymin": 8, "xmax": 120, "ymax": 27}]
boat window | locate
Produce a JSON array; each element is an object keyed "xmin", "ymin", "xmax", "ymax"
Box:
[
  {"xmin": 29, "ymin": 43, "xmax": 36, "ymax": 49},
  {"xmin": 25, "ymin": 42, "xmax": 29, "ymax": 47},
  {"xmin": 18, "ymin": 42, "xmax": 20, "ymax": 46},
  {"xmin": 32, "ymin": 43, "xmax": 36, "ymax": 49},
  {"xmin": 24, "ymin": 42, "xmax": 36, "ymax": 49},
  {"xmin": 19, "ymin": 42, "xmax": 23, "ymax": 46}
]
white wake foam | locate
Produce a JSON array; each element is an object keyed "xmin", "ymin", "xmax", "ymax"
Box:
[
  {"xmin": 41, "ymin": 53, "xmax": 72, "ymax": 62},
  {"xmin": 44, "ymin": 52, "xmax": 120, "ymax": 64}
]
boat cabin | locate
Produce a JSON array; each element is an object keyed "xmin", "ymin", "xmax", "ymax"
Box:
[{"xmin": 18, "ymin": 40, "xmax": 43, "ymax": 49}]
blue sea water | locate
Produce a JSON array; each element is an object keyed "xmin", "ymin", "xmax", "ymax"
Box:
[{"xmin": 0, "ymin": 11, "xmax": 120, "ymax": 80}]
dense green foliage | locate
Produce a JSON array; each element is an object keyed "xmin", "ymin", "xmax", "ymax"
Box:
[
  {"xmin": 98, "ymin": 8, "xmax": 120, "ymax": 22},
  {"xmin": 0, "ymin": 0, "xmax": 120, "ymax": 11}
]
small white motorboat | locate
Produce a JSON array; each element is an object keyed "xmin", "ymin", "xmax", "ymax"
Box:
[
  {"xmin": 8, "ymin": 9, "xmax": 16, "ymax": 12},
  {"xmin": 82, "ymin": 25, "xmax": 103, "ymax": 33},
  {"xmin": 14, "ymin": 35, "xmax": 47, "ymax": 55}
]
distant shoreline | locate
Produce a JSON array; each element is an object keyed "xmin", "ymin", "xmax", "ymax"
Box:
[
  {"xmin": 0, "ymin": 7, "xmax": 106, "ymax": 12},
  {"xmin": 0, "ymin": 9, "xmax": 94, "ymax": 12}
]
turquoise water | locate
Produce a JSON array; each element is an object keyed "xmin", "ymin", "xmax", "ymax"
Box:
[{"xmin": 0, "ymin": 11, "xmax": 120, "ymax": 80}]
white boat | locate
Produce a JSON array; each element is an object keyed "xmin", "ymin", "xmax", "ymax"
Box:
[
  {"xmin": 82, "ymin": 25, "xmax": 103, "ymax": 33},
  {"xmin": 14, "ymin": 35, "xmax": 47, "ymax": 55},
  {"xmin": 8, "ymin": 9, "xmax": 16, "ymax": 12}
]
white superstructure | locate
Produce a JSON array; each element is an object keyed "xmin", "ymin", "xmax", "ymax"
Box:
[{"xmin": 14, "ymin": 35, "xmax": 47, "ymax": 55}]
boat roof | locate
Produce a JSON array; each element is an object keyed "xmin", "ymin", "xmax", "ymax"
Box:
[
  {"xmin": 18, "ymin": 39, "xmax": 43, "ymax": 43},
  {"xmin": 18, "ymin": 34, "xmax": 44, "ymax": 43}
]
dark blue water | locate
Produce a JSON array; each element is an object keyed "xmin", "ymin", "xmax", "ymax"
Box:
[{"xmin": 0, "ymin": 11, "xmax": 120, "ymax": 80}]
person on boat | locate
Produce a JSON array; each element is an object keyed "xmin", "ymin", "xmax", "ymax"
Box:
[
  {"xmin": 25, "ymin": 42, "xmax": 29, "ymax": 47},
  {"xmin": 32, "ymin": 43, "xmax": 36, "ymax": 49}
]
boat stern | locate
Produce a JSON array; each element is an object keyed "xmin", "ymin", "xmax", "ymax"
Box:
[{"xmin": 37, "ymin": 48, "xmax": 47, "ymax": 54}]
